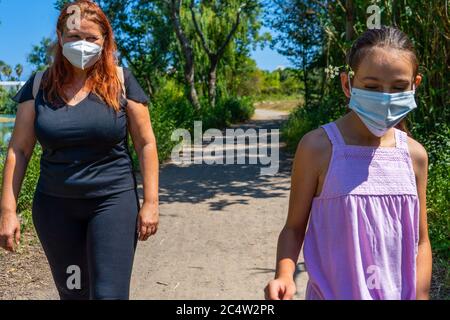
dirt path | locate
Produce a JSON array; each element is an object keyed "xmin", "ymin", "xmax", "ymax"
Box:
[
  {"xmin": 131, "ymin": 108, "xmax": 308, "ymax": 299},
  {"xmin": 1, "ymin": 108, "xmax": 308, "ymax": 300}
]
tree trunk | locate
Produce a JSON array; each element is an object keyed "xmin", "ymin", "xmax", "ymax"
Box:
[
  {"xmin": 168, "ymin": 0, "xmax": 201, "ymax": 109},
  {"xmin": 189, "ymin": 0, "xmax": 243, "ymax": 108},
  {"xmin": 144, "ymin": 76, "xmax": 154, "ymax": 100},
  {"xmin": 184, "ymin": 56, "xmax": 200, "ymax": 108},
  {"xmin": 345, "ymin": 0, "xmax": 354, "ymax": 41},
  {"xmin": 208, "ymin": 57, "xmax": 218, "ymax": 107},
  {"xmin": 302, "ymin": 50, "xmax": 309, "ymax": 107}
]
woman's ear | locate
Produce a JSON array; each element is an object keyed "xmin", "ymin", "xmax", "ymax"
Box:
[{"xmin": 340, "ymin": 72, "xmax": 351, "ymax": 98}]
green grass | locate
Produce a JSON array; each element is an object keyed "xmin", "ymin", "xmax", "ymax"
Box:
[{"xmin": 253, "ymin": 94, "xmax": 304, "ymax": 113}]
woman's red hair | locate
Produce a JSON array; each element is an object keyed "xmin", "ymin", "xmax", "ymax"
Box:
[{"xmin": 42, "ymin": 0, "xmax": 122, "ymax": 111}]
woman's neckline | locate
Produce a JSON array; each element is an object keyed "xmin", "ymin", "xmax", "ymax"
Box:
[{"xmin": 65, "ymin": 93, "xmax": 90, "ymax": 108}]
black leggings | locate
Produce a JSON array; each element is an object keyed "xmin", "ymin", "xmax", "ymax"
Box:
[{"xmin": 32, "ymin": 188, "xmax": 140, "ymax": 300}]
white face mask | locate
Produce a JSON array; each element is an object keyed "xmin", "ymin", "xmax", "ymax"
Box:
[
  {"xmin": 62, "ymin": 40, "xmax": 103, "ymax": 70},
  {"xmin": 348, "ymin": 74, "xmax": 417, "ymax": 137}
]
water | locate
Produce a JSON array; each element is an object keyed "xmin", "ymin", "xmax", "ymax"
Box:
[{"xmin": 0, "ymin": 114, "xmax": 16, "ymax": 152}]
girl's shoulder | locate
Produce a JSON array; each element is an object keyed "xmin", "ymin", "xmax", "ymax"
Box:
[
  {"xmin": 294, "ymin": 126, "xmax": 332, "ymax": 175},
  {"xmin": 406, "ymin": 135, "xmax": 428, "ymax": 176},
  {"xmin": 297, "ymin": 126, "xmax": 331, "ymax": 154}
]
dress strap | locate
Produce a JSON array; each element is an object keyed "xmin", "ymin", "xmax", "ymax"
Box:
[
  {"xmin": 321, "ymin": 122, "xmax": 346, "ymax": 146},
  {"xmin": 394, "ymin": 128, "xmax": 408, "ymax": 151}
]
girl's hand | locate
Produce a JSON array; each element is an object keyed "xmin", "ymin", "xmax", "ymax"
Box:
[
  {"xmin": 137, "ymin": 202, "xmax": 159, "ymax": 241},
  {"xmin": 264, "ymin": 276, "xmax": 297, "ymax": 300},
  {"xmin": 0, "ymin": 211, "xmax": 21, "ymax": 252}
]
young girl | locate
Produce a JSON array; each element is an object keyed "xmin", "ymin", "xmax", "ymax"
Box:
[{"xmin": 265, "ymin": 26, "xmax": 432, "ymax": 300}]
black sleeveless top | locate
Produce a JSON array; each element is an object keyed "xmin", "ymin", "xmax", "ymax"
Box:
[{"xmin": 12, "ymin": 67, "xmax": 149, "ymax": 198}]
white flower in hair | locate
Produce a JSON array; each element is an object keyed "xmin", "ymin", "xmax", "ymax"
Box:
[{"xmin": 325, "ymin": 65, "xmax": 340, "ymax": 79}]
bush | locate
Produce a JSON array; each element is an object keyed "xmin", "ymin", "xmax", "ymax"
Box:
[
  {"xmin": 281, "ymin": 94, "xmax": 347, "ymax": 153},
  {"xmin": 197, "ymin": 96, "xmax": 255, "ymax": 129},
  {"xmin": 414, "ymin": 125, "xmax": 450, "ymax": 260},
  {"xmin": 222, "ymin": 96, "xmax": 255, "ymax": 124},
  {"xmin": 148, "ymin": 101, "xmax": 179, "ymax": 163},
  {"xmin": 0, "ymin": 87, "xmax": 18, "ymax": 114},
  {"xmin": 0, "ymin": 145, "xmax": 41, "ymax": 231},
  {"xmin": 126, "ymin": 93, "xmax": 257, "ymax": 168}
]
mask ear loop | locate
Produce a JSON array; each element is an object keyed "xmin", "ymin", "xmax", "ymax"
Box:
[{"xmin": 347, "ymin": 72, "xmax": 353, "ymax": 94}]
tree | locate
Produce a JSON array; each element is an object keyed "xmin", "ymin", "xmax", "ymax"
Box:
[
  {"xmin": 165, "ymin": 0, "xmax": 201, "ymax": 108},
  {"xmin": 0, "ymin": 64, "xmax": 12, "ymax": 81},
  {"xmin": 14, "ymin": 64, "xmax": 23, "ymax": 80},
  {"xmin": 189, "ymin": 0, "xmax": 261, "ymax": 106},
  {"xmin": 27, "ymin": 37, "xmax": 54, "ymax": 72},
  {"xmin": 0, "ymin": 61, "xmax": 6, "ymax": 81},
  {"xmin": 269, "ymin": 0, "xmax": 324, "ymax": 106},
  {"xmin": 345, "ymin": 0, "xmax": 355, "ymax": 41},
  {"xmin": 100, "ymin": 0, "xmax": 176, "ymax": 100}
]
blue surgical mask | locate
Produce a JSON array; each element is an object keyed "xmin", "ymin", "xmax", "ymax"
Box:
[{"xmin": 348, "ymin": 74, "xmax": 417, "ymax": 137}]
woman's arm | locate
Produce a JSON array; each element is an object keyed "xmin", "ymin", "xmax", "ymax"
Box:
[
  {"xmin": 126, "ymin": 99, "xmax": 159, "ymax": 241},
  {"xmin": 408, "ymin": 137, "xmax": 432, "ymax": 300},
  {"xmin": 0, "ymin": 100, "xmax": 37, "ymax": 252},
  {"xmin": 265, "ymin": 128, "xmax": 330, "ymax": 300}
]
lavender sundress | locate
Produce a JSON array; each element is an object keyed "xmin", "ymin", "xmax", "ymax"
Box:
[{"xmin": 303, "ymin": 121, "xmax": 420, "ymax": 300}]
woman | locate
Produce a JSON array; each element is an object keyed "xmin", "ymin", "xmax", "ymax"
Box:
[{"xmin": 0, "ymin": 0, "xmax": 159, "ymax": 300}]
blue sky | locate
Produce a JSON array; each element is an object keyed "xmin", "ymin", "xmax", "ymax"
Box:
[{"xmin": 0, "ymin": 0, "xmax": 292, "ymax": 80}]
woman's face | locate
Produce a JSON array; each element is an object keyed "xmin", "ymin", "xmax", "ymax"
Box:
[
  {"xmin": 341, "ymin": 46, "xmax": 422, "ymax": 97},
  {"xmin": 59, "ymin": 18, "xmax": 105, "ymax": 48}
]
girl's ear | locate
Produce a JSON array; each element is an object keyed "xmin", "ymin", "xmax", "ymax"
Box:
[
  {"xmin": 414, "ymin": 74, "xmax": 423, "ymax": 90},
  {"xmin": 340, "ymin": 72, "xmax": 351, "ymax": 98}
]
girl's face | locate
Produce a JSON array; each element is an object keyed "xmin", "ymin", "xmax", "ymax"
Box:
[{"xmin": 341, "ymin": 46, "xmax": 422, "ymax": 97}]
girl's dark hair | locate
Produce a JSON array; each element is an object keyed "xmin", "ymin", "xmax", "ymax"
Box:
[{"xmin": 346, "ymin": 26, "xmax": 419, "ymax": 136}]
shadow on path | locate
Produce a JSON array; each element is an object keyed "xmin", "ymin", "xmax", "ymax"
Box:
[{"xmin": 137, "ymin": 115, "xmax": 294, "ymax": 211}]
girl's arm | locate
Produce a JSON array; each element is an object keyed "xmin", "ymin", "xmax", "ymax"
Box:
[
  {"xmin": 126, "ymin": 99, "xmax": 159, "ymax": 241},
  {"xmin": 409, "ymin": 137, "xmax": 432, "ymax": 300},
  {"xmin": 265, "ymin": 129, "xmax": 330, "ymax": 300}
]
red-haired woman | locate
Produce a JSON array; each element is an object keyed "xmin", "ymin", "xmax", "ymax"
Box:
[{"xmin": 0, "ymin": 0, "xmax": 159, "ymax": 300}]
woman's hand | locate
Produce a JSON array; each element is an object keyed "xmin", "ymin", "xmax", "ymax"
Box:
[
  {"xmin": 264, "ymin": 276, "xmax": 297, "ymax": 300},
  {"xmin": 137, "ymin": 202, "xmax": 159, "ymax": 241},
  {"xmin": 0, "ymin": 211, "xmax": 21, "ymax": 252}
]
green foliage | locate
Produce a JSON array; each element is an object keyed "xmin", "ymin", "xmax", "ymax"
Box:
[
  {"xmin": 0, "ymin": 146, "xmax": 41, "ymax": 231},
  {"xmin": 0, "ymin": 60, "xmax": 24, "ymax": 82},
  {"xmin": 221, "ymin": 96, "xmax": 255, "ymax": 124},
  {"xmin": 281, "ymin": 91, "xmax": 348, "ymax": 153},
  {"xmin": 27, "ymin": 37, "xmax": 54, "ymax": 72},
  {"xmin": 148, "ymin": 102, "xmax": 179, "ymax": 163},
  {"xmin": 145, "ymin": 84, "xmax": 255, "ymax": 161},
  {"xmin": 205, "ymin": 96, "xmax": 253, "ymax": 129},
  {"xmin": 268, "ymin": 0, "xmax": 324, "ymax": 106},
  {"xmin": 0, "ymin": 87, "xmax": 18, "ymax": 114},
  {"xmin": 414, "ymin": 125, "xmax": 450, "ymax": 260}
]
